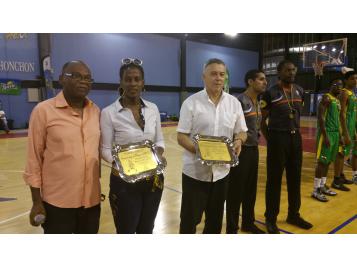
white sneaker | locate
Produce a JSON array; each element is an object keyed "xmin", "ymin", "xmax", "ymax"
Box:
[
  {"xmin": 311, "ymin": 188, "xmax": 329, "ymax": 202},
  {"xmin": 321, "ymin": 184, "xmax": 337, "ymax": 196}
]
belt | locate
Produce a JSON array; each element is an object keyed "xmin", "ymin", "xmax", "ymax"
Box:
[{"xmin": 111, "ymin": 166, "xmax": 164, "ymax": 190}]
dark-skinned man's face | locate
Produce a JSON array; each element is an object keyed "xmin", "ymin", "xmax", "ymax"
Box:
[
  {"xmin": 279, "ymin": 63, "xmax": 297, "ymax": 84},
  {"xmin": 345, "ymin": 74, "xmax": 357, "ymax": 89},
  {"xmin": 330, "ymin": 79, "xmax": 343, "ymax": 95},
  {"xmin": 59, "ymin": 63, "xmax": 92, "ymax": 100}
]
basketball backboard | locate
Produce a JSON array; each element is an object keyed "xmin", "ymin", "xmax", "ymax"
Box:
[{"xmin": 303, "ymin": 38, "xmax": 347, "ymax": 69}]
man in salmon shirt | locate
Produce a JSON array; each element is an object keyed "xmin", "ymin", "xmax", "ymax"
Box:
[{"xmin": 23, "ymin": 60, "xmax": 101, "ymax": 234}]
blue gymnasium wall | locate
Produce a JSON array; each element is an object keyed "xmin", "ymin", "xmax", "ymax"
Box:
[
  {"xmin": 0, "ymin": 33, "xmax": 40, "ymax": 128},
  {"xmin": 51, "ymin": 33, "xmax": 181, "ymax": 115},
  {"xmin": 186, "ymin": 41, "xmax": 259, "ymax": 88},
  {"xmin": 1, "ymin": 33, "xmax": 260, "ymax": 128}
]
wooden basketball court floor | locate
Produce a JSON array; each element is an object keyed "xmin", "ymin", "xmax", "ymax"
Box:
[{"xmin": 0, "ymin": 117, "xmax": 356, "ymax": 234}]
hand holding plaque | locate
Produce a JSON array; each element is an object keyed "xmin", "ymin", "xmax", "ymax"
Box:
[
  {"xmin": 112, "ymin": 140, "xmax": 167, "ymax": 183},
  {"xmin": 192, "ymin": 134, "xmax": 239, "ymax": 166}
]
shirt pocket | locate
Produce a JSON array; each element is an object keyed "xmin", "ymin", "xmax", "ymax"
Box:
[
  {"xmin": 193, "ymin": 104, "xmax": 208, "ymax": 123},
  {"xmin": 223, "ymin": 112, "xmax": 237, "ymax": 130}
]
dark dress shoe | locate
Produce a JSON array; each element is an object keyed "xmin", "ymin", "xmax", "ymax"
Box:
[
  {"xmin": 340, "ymin": 173, "xmax": 354, "ymax": 184},
  {"xmin": 241, "ymin": 224, "xmax": 266, "ymax": 234},
  {"xmin": 341, "ymin": 177, "xmax": 354, "ymax": 185},
  {"xmin": 286, "ymin": 216, "xmax": 313, "ymax": 229},
  {"xmin": 266, "ymin": 221, "xmax": 280, "ymax": 234},
  {"xmin": 331, "ymin": 181, "xmax": 350, "ymax": 191}
]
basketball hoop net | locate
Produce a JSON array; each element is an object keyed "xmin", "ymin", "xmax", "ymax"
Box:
[{"xmin": 312, "ymin": 61, "xmax": 327, "ymax": 77}]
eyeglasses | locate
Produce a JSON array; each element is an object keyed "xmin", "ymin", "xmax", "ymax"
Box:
[
  {"xmin": 64, "ymin": 72, "xmax": 94, "ymax": 83},
  {"xmin": 121, "ymin": 58, "xmax": 143, "ymax": 66}
]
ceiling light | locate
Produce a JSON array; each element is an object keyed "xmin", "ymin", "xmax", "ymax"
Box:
[{"xmin": 224, "ymin": 33, "xmax": 238, "ymax": 37}]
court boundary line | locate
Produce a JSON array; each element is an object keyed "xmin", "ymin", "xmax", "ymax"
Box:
[
  {"xmin": 164, "ymin": 185, "xmax": 181, "ymax": 194},
  {"xmin": 0, "ymin": 211, "xmax": 30, "ymax": 225},
  {"xmin": 0, "ymin": 169, "xmax": 24, "ymax": 173},
  {"xmin": 328, "ymin": 214, "xmax": 357, "ymax": 234}
]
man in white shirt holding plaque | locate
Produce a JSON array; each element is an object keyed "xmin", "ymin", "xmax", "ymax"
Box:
[{"xmin": 177, "ymin": 58, "xmax": 248, "ymax": 234}]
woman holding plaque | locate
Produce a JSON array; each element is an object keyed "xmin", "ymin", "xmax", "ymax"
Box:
[{"xmin": 100, "ymin": 58, "xmax": 165, "ymax": 234}]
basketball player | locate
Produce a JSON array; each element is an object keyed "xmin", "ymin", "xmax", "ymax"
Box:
[{"xmin": 312, "ymin": 78, "xmax": 342, "ymax": 202}]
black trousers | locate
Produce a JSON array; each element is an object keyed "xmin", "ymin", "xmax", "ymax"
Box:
[
  {"xmin": 109, "ymin": 173, "xmax": 163, "ymax": 234},
  {"xmin": 42, "ymin": 202, "xmax": 101, "ymax": 234},
  {"xmin": 179, "ymin": 173, "xmax": 228, "ymax": 234},
  {"xmin": 265, "ymin": 130, "xmax": 302, "ymax": 222},
  {"xmin": 226, "ymin": 146, "xmax": 259, "ymax": 234}
]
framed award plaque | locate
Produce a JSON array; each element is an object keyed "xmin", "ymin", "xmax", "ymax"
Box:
[
  {"xmin": 192, "ymin": 134, "xmax": 239, "ymax": 167},
  {"xmin": 112, "ymin": 140, "xmax": 167, "ymax": 183}
]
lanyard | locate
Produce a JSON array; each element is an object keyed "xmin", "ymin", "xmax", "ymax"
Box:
[{"xmin": 281, "ymin": 85, "xmax": 295, "ymax": 119}]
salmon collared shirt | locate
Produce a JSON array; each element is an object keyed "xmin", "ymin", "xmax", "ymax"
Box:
[{"xmin": 23, "ymin": 91, "xmax": 101, "ymax": 208}]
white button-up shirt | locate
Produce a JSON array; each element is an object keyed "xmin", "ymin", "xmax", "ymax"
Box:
[
  {"xmin": 100, "ymin": 98, "xmax": 165, "ymax": 163},
  {"xmin": 177, "ymin": 89, "xmax": 248, "ymax": 182}
]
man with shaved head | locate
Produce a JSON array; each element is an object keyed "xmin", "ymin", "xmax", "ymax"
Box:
[{"xmin": 24, "ymin": 60, "xmax": 102, "ymax": 234}]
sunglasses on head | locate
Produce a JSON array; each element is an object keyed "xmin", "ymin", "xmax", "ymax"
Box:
[{"xmin": 121, "ymin": 58, "xmax": 143, "ymax": 66}]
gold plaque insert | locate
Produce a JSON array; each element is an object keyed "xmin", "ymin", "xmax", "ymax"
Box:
[
  {"xmin": 118, "ymin": 147, "xmax": 157, "ymax": 176},
  {"xmin": 197, "ymin": 140, "xmax": 231, "ymax": 161}
]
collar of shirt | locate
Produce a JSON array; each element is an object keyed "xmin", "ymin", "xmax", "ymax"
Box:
[
  {"xmin": 55, "ymin": 90, "xmax": 93, "ymax": 108},
  {"xmin": 203, "ymin": 88, "xmax": 226, "ymax": 105},
  {"xmin": 114, "ymin": 97, "xmax": 148, "ymax": 112}
]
